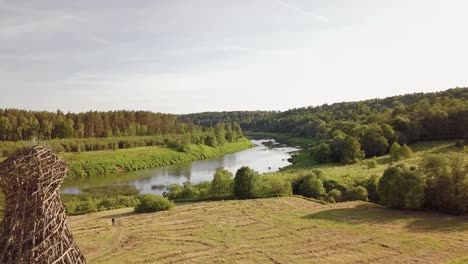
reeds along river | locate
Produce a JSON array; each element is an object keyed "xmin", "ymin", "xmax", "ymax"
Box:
[{"xmin": 62, "ymin": 139, "xmax": 300, "ymax": 195}]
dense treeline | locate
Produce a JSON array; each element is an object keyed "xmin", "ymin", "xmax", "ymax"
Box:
[
  {"xmin": 0, "ymin": 109, "xmax": 204, "ymax": 141},
  {"xmin": 178, "ymin": 111, "xmax": 277, "ymax": 130},
  {"xmin": 0, "ymin": 108, "xmax": 244, "ymax": 156},
  {"xmin": 181, "ymin": 88, "xmax": 468, "ymax": 162},
  {"xmin": 0, "ymin": 121, "xmax": 243, "ymax": 156}
]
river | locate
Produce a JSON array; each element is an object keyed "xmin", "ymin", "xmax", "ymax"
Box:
[{"xmin": 62, "ymin": 139, "xmax": 299, "ymax": 195}]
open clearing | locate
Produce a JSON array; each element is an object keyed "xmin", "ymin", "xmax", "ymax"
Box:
[{"xmin": 69, "ymin": 197, "xmax": 468, "ymax": 264}]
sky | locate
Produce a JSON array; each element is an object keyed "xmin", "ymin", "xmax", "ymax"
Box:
[{"xmin": 0, "ymin": 0, "xmax": 467, "ymax": 114}]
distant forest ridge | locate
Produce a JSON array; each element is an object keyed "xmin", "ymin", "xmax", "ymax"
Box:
[
  {"xmin": 0, "ymin": 87, "xmax": 467, "ymax": 146},
  {"xmin": 181, "ymin": 87, "xmax": 468, "ymax": 155}
]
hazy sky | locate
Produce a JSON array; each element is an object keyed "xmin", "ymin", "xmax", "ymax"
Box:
[{"xmin": 1, "ymin": 0, "xmax": 467, "ymax": 114}]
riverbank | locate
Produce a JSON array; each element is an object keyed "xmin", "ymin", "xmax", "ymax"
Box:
[{"xmin": 63, "ymin": 138, "xmax": 253, "ymax": 179}]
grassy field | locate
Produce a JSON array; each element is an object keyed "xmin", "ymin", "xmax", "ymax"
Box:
[
  {"xmin": 62, "ymin": 138, "xmax": 252, "ymax": 179},
  {"xmin": 69, "ymin": 197, "xmax": 468, "ymax": 264}
]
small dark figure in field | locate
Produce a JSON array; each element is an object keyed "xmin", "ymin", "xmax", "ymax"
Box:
[{"xmin": 112, "ymin": 218, "xmax": 115, "ymax": 226}]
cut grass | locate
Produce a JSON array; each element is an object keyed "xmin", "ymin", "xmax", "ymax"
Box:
[{"xmin": 69, "ymin": 197, "xmax": 468, "ymax": 264}]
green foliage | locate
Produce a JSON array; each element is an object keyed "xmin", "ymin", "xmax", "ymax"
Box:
[
  {"xmin": 0, "ymin": 109, "xmax": 194, "ymax": 141},
  {"xmin": 343, "ymin": 186, "xmax": 369, "ymax": 201},
  {"xmin": 256, "ymin": 177, "xmax": 292, "ymax": 197},
  {"xmin": 378, "ymin": 164, "xmax": 425, "ymax": 209},
  {"xmin": 311, "ymin": 142, "xmax": 331, "ymax": 163},
  {"xmin": 166, "ymin": 181, "xmax": 211, "ymax": 200},
  {"xmin": 134, "ymin": 195, "xmax": 174, "ymax": 213},
  {"xmin": 321, "ymin": 178, "xmax": 348, "ymax": 193},
  {"xmin": 298, "ymin": 175, "xmax": 325, "ymax": 199},
  {"xmin": 81, "ymin": 185, "xmax": 139, "ymax": 198},
  {"xmin": 314, "ymin": 136, "xmax": 364, "ymax": 164},
  {"xmin": 399, "ymin": 144, "xmax": 413, "ymax": 159},
  {"xmin": 356, "ymin": 174, "xmax": 380, "ymax": 203},
  {"xmin": 215, "ymin": 123, "xmax": 227, "ymax": 145},
  {"xmin": 167, "ymin": 139, "xmax": 191, "ymax": 152},
  {"xmin": 390, "ymin": 142, "xmax": 402, "ymax": 161},
  {"xmin": 63, "ymin": 185, "xmax": 141, "ymax": 215},
  {"xmin": 359, "ymin": 125, "xmax": 389, "ymax": 158},
  {"xmin": 341, "ymin": 136, "xmax": 365, "ymax": 164},
  {"xmin": 421, "ymin": 154, "xmax": 468, "ymax": 215},
  {"xmin": 66, "ymin": 198, "xmax": 98, "ymax": 215},
  {"xmin": 364, "ymin": 158, "xmax": 378, "ymax": 169},
  {"xmin": 326, "ymin": 189, "xmax": 342, "ymax": 203},
  {"xmin": 166, "ymin": 184, "xmax": 183, "ymax": 200},
  {"xmin": 210, "ymin": 168, "xmax": 234, "ymax": 197},
  {"xmin": 389, "ymin": 142, "xmax": 413, "ymax": 161},
  {"xmin": 183, "ymin": 88, "xmax": 468, "ymax": 160},
  {"xmin": 62, "ymin": 138, "xmax": 252, "ymax": 179},
  {"xmin": 234, "ymin": 166, "xmax": 258, "ymax": 199}
]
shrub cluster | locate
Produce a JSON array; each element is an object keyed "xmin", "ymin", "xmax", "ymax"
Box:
[
  {"xmin": 377, "ymin": 154, "xmax": 468, "ymax": 215},
  {"xmin": 65, "ymin": 195, "xmax": 140, "ymax": 215},
  {"xmin": 291, "ymin": 171, "xmax": 370, "ymax": 203},
  {"xmin": 166, "ymin": 166, "xmax": 292, "ymax": 201},
  {"xmin": 134, "ymin": 195, "xmax": 174, "ymax": 213}
]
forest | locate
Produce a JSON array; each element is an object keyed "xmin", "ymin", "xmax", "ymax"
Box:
[
  {"xmin": 0, "ymin": 109, "xmax": 243, "ymax": 156},
  {"xmin": 181, "ymin": 87, "xmax": 468, "ymax": 163}
]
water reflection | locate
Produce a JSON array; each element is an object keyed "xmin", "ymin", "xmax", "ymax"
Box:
[{"xmin": 62, "ymin": 139, "xmax": 299, "ymax": 195}]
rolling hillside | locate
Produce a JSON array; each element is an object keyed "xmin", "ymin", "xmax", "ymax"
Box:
[{"xmin": 69, "ymin": 197, "xmax": 468, "ymax": 264}]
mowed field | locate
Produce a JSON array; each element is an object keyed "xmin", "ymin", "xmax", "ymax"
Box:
[{"xmin": 69, "ymin": 197, "xmax": 468, "ymax": 264}]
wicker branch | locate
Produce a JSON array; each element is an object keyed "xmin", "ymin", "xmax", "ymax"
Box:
[{"xmin": 0, "ymin": 146, "xmax": 86, "ymax": 264}]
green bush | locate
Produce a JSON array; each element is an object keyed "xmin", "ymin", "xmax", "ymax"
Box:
[
  {"xmin": 193, "ymin": 181, "xmax": 211, "ymax": 197},
  {"xmin": 234, "ymin": 166, "xmax": 258, "ymax": 199},
  {"xmin": 65, "ymin": 195, "xmax": 140, "ymax": 215},
  {"xmin": 399, "ymin": 144, "xmax": 413, "ymax": 159},
  {"xmin": 378, "ymin": 164, "xmax": 425, "ymax": 209},
  {"xmin": 210, "ymin": 168, "xmax": 234, "ymax": 197},
  {"xmin": 67, "ymin": 198, "xmax": 98, "ymax": 215},
  {"xmin": 322, "ymin": 178, "xmax": 348, "ymax": 193},
  {"xmin": 356, "ymin": 174, "xmax": 380, "ymax": 203},
  {"xmin": 181, "ymin": 181, "xmax": 200, "ymax": 199},
  {"xmin": 364, "ymin": 158, "xmax": 378, "ymax": 169},
  {"xmin": 389, "ymin": 142, "xmax": 401, "ymax": 161},
  {"xmin": 343, "ymin": 186, "xmax": 368, "ymax": 201},
  {"xmin": 422, "ymin": 154, "xmax": 468, "ymax": 215},
  {"xmin": 166, "ymin": 184, "xmax": 184, "ymax": 200},
  {"xmin": 326, "ymin": 189, "xmax": 342, "ymax": 203},
  {"xmin": 298, "ymin": 175, "xmax": 325, "ymax": 199},
  {"xmin": 134, "ymin": 195, "xmax": 174, "ymax": 213},
  {"xmin": 257, "ymin": 178, "xmax": 292, "ymax": 197}
]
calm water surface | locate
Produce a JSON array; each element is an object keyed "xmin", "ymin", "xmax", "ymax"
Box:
[{"xmin": 62, "ymin": 139, "xmax": 299, "ymax": 195}]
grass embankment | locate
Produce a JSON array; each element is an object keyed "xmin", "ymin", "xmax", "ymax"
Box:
[
  {"xmin": 274, "ymin": 140, "xmax": 466, "ymax": 186},
  {"xmin": 62, "ymin": 138, "xmax": 253, "ymax": 179},
  {"xmin": 70, "ymin": 197, "xmax": 468, "ymax": 264},
  {"xmin": 246, "ymin": 131, "xmax": 314, "ymax": 147}
]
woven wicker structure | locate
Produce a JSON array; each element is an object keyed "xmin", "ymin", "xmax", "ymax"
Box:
[{"xmin": 0, "ymin": 146, "xmax": 86, "ymax": 263}]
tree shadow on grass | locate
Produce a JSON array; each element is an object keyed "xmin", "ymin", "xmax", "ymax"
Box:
[{"xmin": 303, "ymin": 203, "xmax": 468, "ymax": 233}]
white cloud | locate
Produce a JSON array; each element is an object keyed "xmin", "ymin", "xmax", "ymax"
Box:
[{"xmin": 0, "ymin": 0, "xmax": 467, "ymax": 113}]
